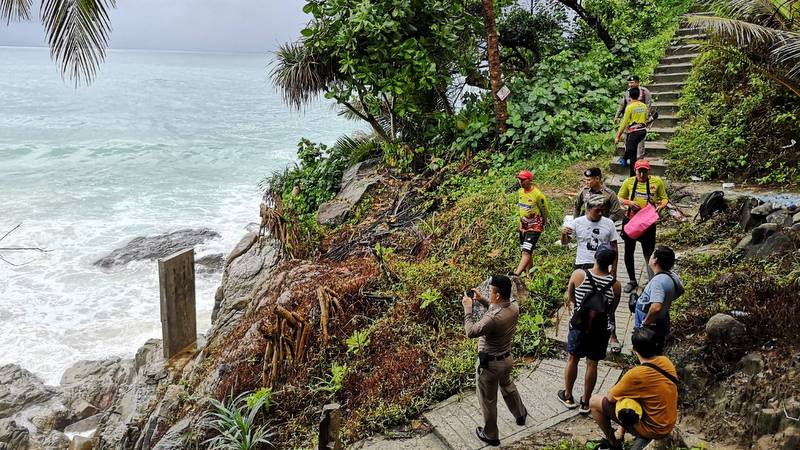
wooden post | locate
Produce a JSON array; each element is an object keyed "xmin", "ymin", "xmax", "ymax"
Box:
[
  {"xmin": 318, "ymin": 403, "xmax": 343, "ymax": 450},
  {"xmin": 158, "ymin": 248, "xmax": 197, "ymax": 359}
]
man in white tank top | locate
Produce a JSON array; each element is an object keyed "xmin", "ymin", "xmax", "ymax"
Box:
[{"xmin": 558, "ymin": 244, "xmax": 621, "ymax": 414}]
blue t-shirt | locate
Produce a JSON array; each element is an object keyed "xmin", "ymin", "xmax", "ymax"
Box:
[{"xmin": 634, "ymin": 272, "xmax": 684, "ymax": 336}]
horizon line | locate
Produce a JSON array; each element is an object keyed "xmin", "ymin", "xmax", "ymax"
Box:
[{"xmin": 0, "ymin": 44, "xmax": 278, "ymax": 56}]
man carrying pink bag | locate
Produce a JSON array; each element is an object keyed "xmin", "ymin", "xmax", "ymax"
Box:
[{"xmin": 617, "ymin": 160, "xmax": 669, "ymax": 294}]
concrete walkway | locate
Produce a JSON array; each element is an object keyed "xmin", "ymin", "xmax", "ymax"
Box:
[{"xmin": 422, "ymin": 359, "xmax": 621, "ymax": 449}]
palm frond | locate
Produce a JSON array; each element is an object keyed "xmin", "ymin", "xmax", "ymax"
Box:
[
  {"xmin": 333, "ymin": 132, "xmax": 379, "ymax": 163},
  {"xmin": 773, "ymin": 34, "xmax": 800, "ymax": 76},
  {"xmin": 699, "ymin": 0, "xmax": 800, "ymax": 31},
  {"xmin": 40, "ymin": 0, "xmax": 116, "ymax": 86},
  {"xmin": 687, "ymin": 14, "xmax": 791, "ymax": 49},
  {"xmin": 1, "ymin": 0, "xmax": 32, "ymax": 23},
  {"xmin": 270, "ymin": 42, "xmax": 338, "ymax": 110}
]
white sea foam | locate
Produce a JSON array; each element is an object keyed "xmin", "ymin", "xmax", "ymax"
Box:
[{"xmin": 0, "ymin": 47, "xmax": 363, "ymax": 384}]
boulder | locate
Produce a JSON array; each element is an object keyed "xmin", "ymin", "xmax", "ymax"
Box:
[
  {"xmin": 750, "ymin": 232, "xmax": 797, "ymax": 259},
  {"xmin": 151, "ymin": 417, "xmax": 192, "ymax": 450},
  {"xmin": 60, "ymin": 359, "xmax": 134, "ymax": 411},
  {"xmin": 779, "ymin": 427, "xmax": 800, "ymax": 450},
  {"xmin": 767, "ymin": 209, "xmax": 793, "ymax": 227},
  {"xmin": 219, "ymin": 239, "xmax": 281, "ymax": 316},
  {"xmin": 40, "ymin": 430, "xmax": 70, "ymax": 449},
  {"xmin": 134, "ymin": 339, "xmax": 163, "ymax": 374},
  {"xmin": 195, "ymin": 253, "xmax": 224, "ymax": 273},
  {"xmin": 740, "ymin": 352, "xmax": 764, "ymax": 375},
  {"xmin": 753, "ymin": 407, "xmax": 783, "ymax": 436},
  {"xmin": 739, "ymin": 196, "xmax": 764, "ymax": 231},
  {"xmin": 751, "ymin": 223, "xmax": 779, "ymax": 246},
  {"xmin": 751, "ymin": 201, "xmax": 777, "ymax": 217},
  {"xmin": 0, "ymin": 365, "xmax": 55, "ymax": 419},
  {"xmin": 705, "ymin": 313, "xmax": 747, "ymax": 346},
  {"xmin": 794, "ymin": 211, "xmax": 800, "ymax": 224},
  {"xmin": 0, "ymin": 419, "xmax": 29, "ymax": 449},
  {"xmin": 64, "ymin": 413, "xmax": 101, "ymax": 436},
  {"xmin": 735, "ymin": 235, "xmax": 752, "ymax": 250},
  {"xmin": 317, "ymin": 158, "xmax": 382, "ymax": 226},
  {"xmin": 93, "ymin": 228, "xmax": 221, "ymax": 268},
  {"xmin": 68, "ymin": 435, "xmax": 93, "ymax": 450}
]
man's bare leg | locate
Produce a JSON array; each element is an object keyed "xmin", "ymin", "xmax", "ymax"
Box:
[
  {"xmin": 590, "ymin": 394, "xmax": 619, "ymax": 445},
  {"xmin": 514, "ymin": 252, "xmax": 531, "ymax": 276}
]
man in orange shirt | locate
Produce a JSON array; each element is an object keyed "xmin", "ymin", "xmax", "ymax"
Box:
[{"xmin": 588, "ymin": 327, "xmax": 678, "ymax": 449}]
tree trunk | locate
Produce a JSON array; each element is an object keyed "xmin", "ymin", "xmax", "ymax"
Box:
[
  {"xmin": 481, "ymin": 0, "xmax": 508, "ymax": 135},
  {"xmin": 557, "ymin": 0, "xmax": 615, "ymax": 51}
]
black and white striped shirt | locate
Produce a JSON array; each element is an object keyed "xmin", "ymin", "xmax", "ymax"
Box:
[{"xmin": 573, "ymin": 271, "xmax": 615, "ymax": 315}]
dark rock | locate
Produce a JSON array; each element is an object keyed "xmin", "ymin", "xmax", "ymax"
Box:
[
  {"xmin": 134, "ymin": 339, "xmax": 162, "ymax": 374},
  {"xmin": 71, "ymin": 400, "xmax": 98, "ymax": 421},
  {"xmin": 739, "ymin": 197, "xmax": 765, "ymax": 231},
  {"xmin": 751, "ymin": 223, "xmax": 779, "ymax": 245},
  {"xmin": 794, "ymin": 211, "xmax": 800, "ymax": 224},
  {"xmin": 750, "ymin": 232, "xmax": 797, "ymax": 259},
  {"xmin": 195, "ymin": 253, "xmax": 224, "ymax": 273},
  {"xmin": 740, "ymin": 352, "xmax": 764, "ymax": 375},
  {"xmin": 317, "ymin": 158, "xmax": 382, "ymax": 226},
  {"xmin": 780, "ymin": 427, "xmax": 800, "ymax": 450},
  {"xmin": 767, "ymin": 209, "xmax": 793, "ymax": 226},
  {"xmin": 0, "ymin": 364, "xmax": 56, "ymax": 419},
  {"xmin": 151, "ymin": 417, "xmax": 192, "ymax": 450},
  {"xmin": 735, "ymin": 235, "xmax": 752, "ymax": 250},
  {"xmin": 705, "ymin": 313, "xmax": 746, "ymax": 346},
  {"xmin": 751, "ymin": 201, "xmax": 777, "ymax": 216},
  {"xmin": 0, "ymin": 419, "xmax": 29, "ymax": 449},
  {"xmin": 93, "ymin": 228, "xmax": 220, "ymax": 268},
  {"xmin": 60, "ymin": 359, "xmax": 134, "ymax": 411},
  {"xmin": 753, "ymin": 407, "xmax": 783, "ymax": 436},
  {"xmin": 211, "ymin": 286, "xmax": 224, "ymax": 323}
]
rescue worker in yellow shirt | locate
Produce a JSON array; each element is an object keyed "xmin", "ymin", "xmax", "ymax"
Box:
[
  {"xmin": 614, "ymin": 87, "xmax": 649, "ymax": 177},
  {"xmin": 514, "ymin": 170, "xmax": 549, "ymax": 277}
]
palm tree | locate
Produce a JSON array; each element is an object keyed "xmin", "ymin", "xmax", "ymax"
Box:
[
  {"xmin": 686, "ymin": 0, "xmax": 800, "ymax": 96},
  {"xmin": 481, "ymin": 0, "xmax": 508, "ymax": 134},
  {"xmin": 1, "ymin": 0, "xmax": 116, "ymax": 86}
]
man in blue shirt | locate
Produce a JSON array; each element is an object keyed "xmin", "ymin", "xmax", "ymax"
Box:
[{"xmin": 634, "ymin": 246, "xmax": 684, "ymax": 341}]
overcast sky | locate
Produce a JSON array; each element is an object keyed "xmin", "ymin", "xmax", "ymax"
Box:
[{"xmin": 0, "ymin": 0, "xmax": 309, "ymax": 52}]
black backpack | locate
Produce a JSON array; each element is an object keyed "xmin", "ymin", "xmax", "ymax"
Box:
[
  {"xmin": 570, "ymin": 270, "xmax": 614, "ymax": 334},
  {"xmin": 695, "ymin": 190, "xmax": 726, "ymax": 223}
]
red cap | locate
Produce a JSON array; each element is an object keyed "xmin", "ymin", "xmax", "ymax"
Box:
[
  {"xmin": 634, "ymin": 160, "xmax": 651, "ymax": 171},
  {"xmin": 516, "ymin": 170, "xmax": 533, "ymax": 181}
]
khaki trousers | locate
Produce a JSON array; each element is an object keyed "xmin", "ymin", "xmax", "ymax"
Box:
[{"xmin": 476, "ymin": 356, "xmax": 526, "ymax": 440}]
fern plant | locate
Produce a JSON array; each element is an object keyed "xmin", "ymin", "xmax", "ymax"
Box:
[{"xmin": 203, "ymin": 391, "xmax": 272, "ymax": 450}]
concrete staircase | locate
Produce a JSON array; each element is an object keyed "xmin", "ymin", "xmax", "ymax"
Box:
[{"xmin": 607, "ymin": 20, "xmax": 705, "ymax": 191}]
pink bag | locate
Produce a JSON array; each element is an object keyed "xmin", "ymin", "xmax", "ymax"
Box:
[{"xmin": 624, "ymin": 203, "xmax": 659, "ymax": 239}]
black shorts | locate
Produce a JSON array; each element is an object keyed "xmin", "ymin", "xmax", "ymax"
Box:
[
  {"xmin": 519, "ymin": 231, "xmax": 541, "ymax": 253},
  {"xmin": 567, "ymin": 327, "xmax": 609, "ymax": 361}
]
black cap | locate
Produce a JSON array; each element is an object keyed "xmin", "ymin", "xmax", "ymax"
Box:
[
  {"xmin": 584, "ymin": 167, "xmax": 602, "ymax": 178},
  {"xmin": 627, "ymin": 75, "xmax": 640, "ymax": 82}
]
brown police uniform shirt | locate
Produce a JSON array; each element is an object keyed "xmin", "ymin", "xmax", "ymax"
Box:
[{"xmin": 464, "ymin": 301, "xmax": 519, "ymax": 355}]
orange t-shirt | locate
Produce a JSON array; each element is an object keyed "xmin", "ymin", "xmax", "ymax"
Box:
[{"xmin": 609, "ymin": 356, "xmax": 678, "ymax": 438}]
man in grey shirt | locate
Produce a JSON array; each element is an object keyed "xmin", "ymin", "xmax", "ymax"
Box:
[
  {"xmin": 463, "ymin": 275, "xmax": 527, "ymax": 447},
  {"xmin": 574, "ymin": 167, "xmax": 624, "ymax": 222},
  {"xmin": 614, "ymin": 76, "xmax": 654, "ymax": 159},
  {"xmin": 634, "ymin": 246, "xmax": 684, "ymax": 342}
]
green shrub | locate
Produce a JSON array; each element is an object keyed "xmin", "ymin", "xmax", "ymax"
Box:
[
  {"xmin": 204, "ymin": 391, "xmax": 272, "ymax": 450},
  {"xmin": 314, "ymin": 363, "xmax": 349, "ymax": 398}
]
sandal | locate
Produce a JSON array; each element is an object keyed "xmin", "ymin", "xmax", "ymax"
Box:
[
  {"xmin": 610, "ymin": 341, "xmax": 623, "ymax": 354},
  {"xmin": 557, "ymin": 390, "xmax": 578, "ymax": 409}
]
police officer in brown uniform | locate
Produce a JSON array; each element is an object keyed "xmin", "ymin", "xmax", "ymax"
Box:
[{"xmin": 462, "ymin": 275, "xmax": 528, "ymax": 447}]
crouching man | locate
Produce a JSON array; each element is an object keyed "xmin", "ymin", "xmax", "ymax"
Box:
[
  {"xmin": 589, "ymin": 327, "xmax": 678, "ymax": 450},
  {"xmin": 462, "ymin": 275, "xmax": 528, "ymax": 447}
]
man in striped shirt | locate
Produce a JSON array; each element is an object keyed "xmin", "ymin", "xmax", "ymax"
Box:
[{"xmin": 559, "ymin": 244, "xmax": 622, "ymax": 414}]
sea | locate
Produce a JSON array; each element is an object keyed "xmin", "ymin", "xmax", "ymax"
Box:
[{"xmin": 0, "ymin": 47, "xmax": 362, "ymax": 384}]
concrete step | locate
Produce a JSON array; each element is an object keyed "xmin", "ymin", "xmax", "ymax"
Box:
[
  {"xmin": 610, "ymin": 156, "xmax": 668, "ymax": 176},
  {"xmin": 652, "ymin": 114, "xmax": 679, "ymax": 128},
  {"xmin": 654, "ymin": 62, "xmax": 694, "ymax": 75},
  {"xmin": 664, "ymin": 43, "xmax": 701, "ymax": 56},
  {"xmin": 674, "ymin": 32, "xmax": 707, "ymax": 42},
  {"xmin": 676, "ymin": 27, "xmax": 703, "ymax": 36},
  {"xmin": 652, "ymin": 91, "xmax": 681, "ymax": 102},
  {"xmin": 653, "ymin": 72, "xmax": 691, "ymax": 84},
  {"xmin": 653, "ymin": 101, "xmax": 679, "ymax": 115},
  {"xmin": 659, "ymin": 53, "xmax": 701, "ymax": 65},
  {"xmin": 649, "ymin": 127, "xmax": 676, "ymax": 140},
  {"xmin": 649, "ymin": 82, "xmax": 686, "ymax": 93},
  {"xmin": 615, "ymin": 140, "xmax": 670, "ymax": 157}
]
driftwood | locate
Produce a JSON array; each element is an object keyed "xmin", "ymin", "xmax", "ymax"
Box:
[{"xmin": 0, "ymin": 223, "xmax": 50, "ymax": 266}]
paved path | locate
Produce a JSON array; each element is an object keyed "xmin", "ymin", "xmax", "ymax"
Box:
[{"xmin": 422, "ymin": 358, "xmax": 621, "ymax": 449}]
